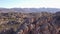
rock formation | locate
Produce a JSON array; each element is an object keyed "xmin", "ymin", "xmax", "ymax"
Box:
[{"xmin": 0, "ymin": 12, "xmax": 60, "ymax": 34}]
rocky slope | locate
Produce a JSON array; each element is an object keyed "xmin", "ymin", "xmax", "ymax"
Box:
[{"xmin": 0, "ymin": 12, "xmax": 60, "ymax": 34}]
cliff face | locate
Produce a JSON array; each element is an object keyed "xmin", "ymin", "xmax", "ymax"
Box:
[{"xmin": 0, "ymin": 12, "xmax": 60, "ymax": 34}]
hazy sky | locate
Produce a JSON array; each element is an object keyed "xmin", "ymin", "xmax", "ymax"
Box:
[{"xmin": 0, "ymin": 0, "xmax": 60, "ymax": 8}]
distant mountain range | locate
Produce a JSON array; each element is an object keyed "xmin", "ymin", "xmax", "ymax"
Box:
[{"xmin": 0, "ymin": 8, "xmax": 60, "ymax": 13}]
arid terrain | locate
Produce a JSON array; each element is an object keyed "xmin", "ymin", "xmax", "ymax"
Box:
[
  {"xmin": 0, "ymin": 0, "xmax": 60, "ymax": 33},
  {"xmin": 0, "ymin": 11, "xmax": 60, "ymax": 34}
]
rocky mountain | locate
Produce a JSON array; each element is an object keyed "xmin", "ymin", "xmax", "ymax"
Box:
[{"xmin": 0, "ymin": 11, "xmax": 59, "ymax": 34}]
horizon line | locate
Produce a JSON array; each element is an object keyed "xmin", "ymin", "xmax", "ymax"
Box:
[{"xmin": 0, "ymin": 7, "xmax": 60, "ymax": 9}]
